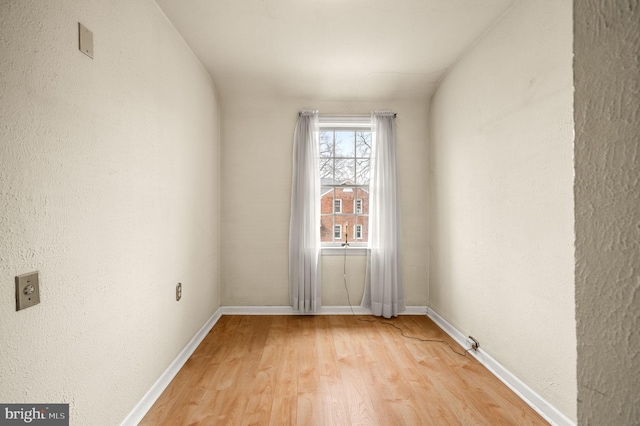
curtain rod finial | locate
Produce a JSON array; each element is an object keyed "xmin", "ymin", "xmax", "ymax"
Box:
[{"xmin": 373, "ymin": 110, "xmax": 397, "ymax": 118}]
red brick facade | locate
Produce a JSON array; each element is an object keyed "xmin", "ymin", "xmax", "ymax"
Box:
[{"xmin": 320, "ymin": 186, "xmax": 369, "ymax": 243}]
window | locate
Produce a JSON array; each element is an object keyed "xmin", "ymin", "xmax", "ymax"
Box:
[
  {"xmin": 319, "ymin": 119, "xmax": 371, "ymax": 246},
  {"xmin": 355, "ymin": 224, "xmax": 363, "ymax": 239},
  {"xmin": 355, "ymin": 199, "xmax": 363, "ymax": 214}
]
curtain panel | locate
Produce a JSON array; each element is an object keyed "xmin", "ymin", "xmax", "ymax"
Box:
[
  {"xmin": 362, "ymin": 111, "xmax": 405, "ymax": 318},
  {"xmin": 289, "ymin": 111, "xmax": 321, "ymax": 312}
]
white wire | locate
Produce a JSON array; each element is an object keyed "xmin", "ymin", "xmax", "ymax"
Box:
[{"xmin": 341, "ymin": 245, "xmax": 470, "ymax": 357}]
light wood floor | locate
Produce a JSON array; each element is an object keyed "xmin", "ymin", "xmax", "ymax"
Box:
[{"xmin": 140, "ymin": 315, "xmax": 548, "ymax": 425}]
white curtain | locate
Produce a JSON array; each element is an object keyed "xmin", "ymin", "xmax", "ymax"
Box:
[
  {"xmin": 362, "ymin": 111, "xmax": 405, "ymax": 318},
  {"xmin": 289, "ymin": 110, "xmax": 321, "ymax": 313}
]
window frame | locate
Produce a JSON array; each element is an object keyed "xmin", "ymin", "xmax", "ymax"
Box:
[
  {"xmin": 319, "ymin": 117, "xmax": 371, "ymax": 249},
  {"xmin": 334, "ymin": 199, "xmax": 342, "ymax": 214},
  {"xmin": 333, "ymin": 225, "xmax": 342, "ymax": 240},
  {"xmin": 355, "ymin": 199, "xmax": 363, "ymax": 214}
]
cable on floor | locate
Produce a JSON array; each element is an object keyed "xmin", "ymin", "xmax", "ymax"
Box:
[{"xmin": 342, "ymin": 245, "xmax": 471, "ymax": 358}]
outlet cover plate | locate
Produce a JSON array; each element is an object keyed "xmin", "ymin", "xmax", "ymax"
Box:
[
  {"xmin": 466, "ymin": 336, "xmax": 479, "ymax": 351},
  {"xmin": 15, "ymin": 271, "xmax": 40, "ymax": 311},
  {"xmin": 78, "ymin": 23, "xmax": 94, "ymax": 58}
]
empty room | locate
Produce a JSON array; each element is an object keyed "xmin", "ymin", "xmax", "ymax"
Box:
[{"xmin": 0, "ymin": 0, "xmax": 637, "ymax": 425}]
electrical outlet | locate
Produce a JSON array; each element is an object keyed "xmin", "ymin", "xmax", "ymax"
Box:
[
  {"xmin": 176, "ymin": 283, "xmax": 182, "ymax": 301},
  {"xmin": 15, "ymin": 272, "xmax": 40, "ymax": 311},
  {"xmin": 466, "ymin": 336, "xmax": 480, "ymax": 351}
]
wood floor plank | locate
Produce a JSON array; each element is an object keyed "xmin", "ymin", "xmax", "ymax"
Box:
[
  {"xmin": 296, "ymin": 392, "xmax": 324, "ymax": 426},
  {"xmin": 323, "ymin": 391, "xmax": 351, "ymax": 426},
  {"xmin": 297, "ymin": 316, "xmax": 322, "ymax": 394},
  {"xmin": 141, "ymin": 315, "xmax": 549, "ymax": 426},
  {"xmin": 315, "ymin": 316, "xmax": 343, "ymax": 393},
  {"xmin": 210, "ymin": 383, "xmax": 250, "ymax": 425},
  {"xmin": 400, "ymin": 367, "xmax": 462, "ymax": 425},
  {"xmin": 269, "ymin": 395, "xmax": 296, "ymax": 426},
  {"xmin": 367, "ymin": 321, "xmax": 415, "ymax": 401},
  {"xmin": 183, "ymin": 389, "xmax": 227, "ymax": 426},
  {"xmin": 333, "ymin": 317, "xmax": 382, "ymax": 425},
  {"xmin": 240, "ymin": 318, "xmax": 280, "ymax": 425},
  {"xmin": 138, "ymin": 357, "xmax": 203, "ymax": 426}
]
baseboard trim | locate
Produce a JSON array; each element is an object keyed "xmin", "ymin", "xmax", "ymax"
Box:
[
  {"xmin": 120, "ymin": 307, "xmax": 223, "ymax": 426},
  {"xmin": 221, "ymin": 305, "xmax": 428, "ymax": 315},
  {"xmin": 426, "ymin": 307, "xmax": 575, "ymax": 426}
]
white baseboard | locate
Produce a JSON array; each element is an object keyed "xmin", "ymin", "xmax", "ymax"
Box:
[
  {"xmin": 120, "ymin": 307, "xmax": 223, "ymax": 426},
  {"xmin": 221, "ymin": 305, "xmax": 428, "ymax": 316},
  {"xmin": 426, "ymin": 307, "xmax": 575, "ymax": 426}
]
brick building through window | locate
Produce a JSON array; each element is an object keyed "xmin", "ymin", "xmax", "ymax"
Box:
[{"xmin": 320, "ymin": 180, "xmax": 369, "ymax": 244}]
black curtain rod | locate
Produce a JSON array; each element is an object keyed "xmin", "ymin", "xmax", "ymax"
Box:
[{"xmin": 298, "ymin": 112, "xmax": 397, "ymax": 117}]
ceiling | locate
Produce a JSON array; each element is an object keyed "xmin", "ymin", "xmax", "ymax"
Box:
[{"xmin": 154, "ymin": 0, "xmax": 516, "ymax": 104}]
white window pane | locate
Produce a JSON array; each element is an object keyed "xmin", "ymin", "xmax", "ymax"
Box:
[
  {"xmin": 319, "ymin": 131, "xmax": 333, "ymax": 157},
  {"xmin": 343, "ymin": 215, "xmax": 356, "ymax": 241},
  {"xmin": 321, "ymin": 214, "xmax": 333, "ymax": 242},
  {"xmin": 356, "ymin": 188, "xmax": 368, "ymax": 214},
  {"xmin": 355, "ymin": 159, "xmax": 370, "ymax": 185},
  {"xmin": 321, "ymin": 188, "xmax": 333, "ymax": 214},
  {"xmin": 356, "ymin": 132, "xmax": 371, "ymax": 157},
  {"xmin": 356, "ymin": 214, "xmax": 368, "ymax": 243},
  {"xmin": 335, "ymin": 131, "xmax": 355, "ymax": 157},
  {"xmin": 320, "ymin": 159, "xmax": 334, "ymax": 180},
  {"xmin": 335, "ymin": 159, "xmax": 355, "ymax": 183}
]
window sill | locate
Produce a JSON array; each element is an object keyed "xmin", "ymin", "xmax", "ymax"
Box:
[{"xmin": 321, "ymin": 247, "xmax": 368, "ymax": 256}]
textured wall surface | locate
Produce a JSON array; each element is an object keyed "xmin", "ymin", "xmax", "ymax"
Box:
[
  {"xmin": 221, "ymin": 98, "xmax": 429, "ymax": 307},
  {"xmin": 574, "ymin": 1, "xmax": 640, "ymax": 424},
  {"xmin": 0, "ymin": 1, "xmax": 221, "ymax": 424},
  {"xmin": 429, "ymin": 0, "xmax": 576, "ymax": 420}
]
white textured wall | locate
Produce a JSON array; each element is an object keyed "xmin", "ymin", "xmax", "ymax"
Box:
[
  {"xmin": 428, "ymin": 0, "xmax": 576, "ymax": 421},
  {"xmin": 574, "ymin": 1, "xmax": 640, "ymax": 424},
  {"xmin": 0, "ymin": 1, "xmax": 221, "ymax": 425},
  {"xmin": 221, "ymin": 98, "xmax": 429, "ymax": 307}
]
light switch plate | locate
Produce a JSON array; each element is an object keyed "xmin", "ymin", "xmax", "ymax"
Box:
[
  {"xmin": 78, "ymin": 23, "xmax": 94, "ymax": 58},
  {"xmin": 15, "ymin": 271, "xmax": 40, "ymax": 311}
]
